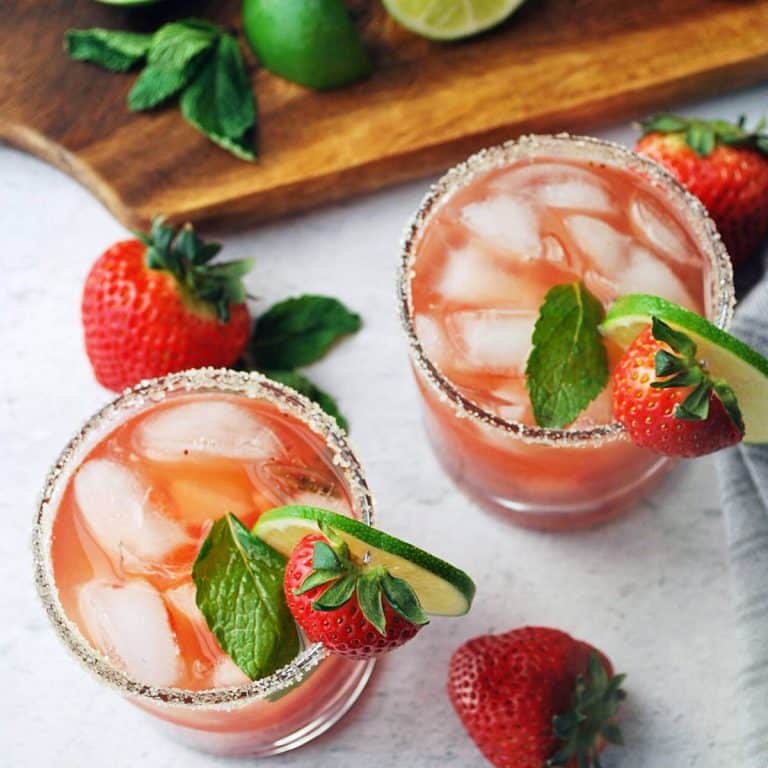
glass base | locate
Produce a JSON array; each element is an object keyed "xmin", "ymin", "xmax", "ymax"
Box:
[
  {"xmin": 427, "ymin": 420, "xmax": 675, "ymax": 532},
  {"xmin": 147, "ymin": 658, "xmax": 375, "ymax": 757}
]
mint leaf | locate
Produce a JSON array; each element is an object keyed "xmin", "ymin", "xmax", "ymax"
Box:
[
  {"xmin": 250, "ymin": 295, "xmax": 362, "ymax": 370},
  {"xmin": 180, "ymin": 34, "xmax": 257, "ymax": 161},
  {"xmin": 66, "ymin": 29, "xmax": 152, "ymax": 72},
  {"xmin": 193, "ymin": 514, "xmax": 299, "ymax": 680},
  {"xmin": 128, "ymin": 20, "xmax": 219, "ymax": 111},
  {"xmin": 525, "ymin": 282, "xmax": 609, "ymax": 428}
]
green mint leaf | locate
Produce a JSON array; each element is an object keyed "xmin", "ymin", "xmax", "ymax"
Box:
[
  {"xmin": 525, "ymin": 282, "xmax": 609, "ymax": 428},
  {"xmin": 380, "ymin": 572, "xmax": 429, "ymax": 626},
  {"xmin": 356, "ymin": 572, "xmax": 386, "ymax": 635},
  {"xmin": 250, "ymin": 295, "xmax": 362, "ymax": 370},
  {"xmin": 294, "ymin": 569, "xmax": 342, "ymax": 595},
  {"xmin": 128, "ymin": 20, "xmax": 220, "ymax": 111},
  {"xmin": 712, "ymin": 379, "xmax": 745, "ymax": 433},
  {"xmin": 193, "ymin": 513, "xmax": 299, "ymax": 680},
  {"xmin": 262, "ymin": 370, "xmax": 349, "ymax": 432},
  {"xmin": 179, "ymin": 35, "xmax": 257, "ymax": 161},
  {"xmin": 312, "ymin": 540, "xmax": 342, "ymax": 571},
  {"xmin": 312, "ymin": 573, "xmax": 357, "ymax": 610},
  {"xmin": 66, "ymin": 28, "xmax": 152, "ymax": 72}
]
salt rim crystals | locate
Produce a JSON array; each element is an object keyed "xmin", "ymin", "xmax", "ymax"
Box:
[{"xmin": 396, "ymin": 133, "xmax": 735, "ymax": 448}]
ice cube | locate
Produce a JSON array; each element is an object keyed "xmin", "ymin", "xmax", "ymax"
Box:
[
  {"xmin": 630, "ymin": 195, "xmax": 699, "ymax": 265},
  {"xmin": 583, "ymin": 269, "xmax": 619, "ymax": 305},
  {"xmin": 135, "ymin": 401, "xmax": 284, "ymax": 462},
  {"xmin": 164, "ymin": 583, "xmax": 222, "ymax": 663},
  {"xmin": 565, "ymin": 215, "xmax": 630, "ymax": 274},
  {"xmin": 446, "ymin": 309, "xmax": 537, "ymax": 374},
  {"xmin": 414, "ymin": 314, "xmax": 450, "ymax": 368},
  {"xmin": 78, "ymin": 579, "xmax": 182, "ymax": 687},
  {"xmin": 212, "ymin": 657, "xmax": 251, "ymax": 688},
  {"xmin": 538, "ymin": 179, "xmax": 613, "ymax": 213},
  {"xmin": 460, "ymin": 196, "xmax": 541, "ymax": 259},
  {"xmin": 252, "ymin": 461, "xmax": 350, "ymax": 515},
  {"xmin": 617, "ymin": 247, "xmax": 697, "ymax": 310},
  {"xmin": 570, "ymin": 387, "xmax": 615, "ymax": 428},
  {"xmin": 74, "ymin": 459, "xmax": 190, "ymax": 565},
  {"xmin": 487, "ymin": 378, "xmax": 532, "ymax": 423}
]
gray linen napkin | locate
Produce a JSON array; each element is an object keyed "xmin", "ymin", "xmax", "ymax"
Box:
[{"xmin": 715, "ymin": 279, "xmax": 768, "ymax": 768}]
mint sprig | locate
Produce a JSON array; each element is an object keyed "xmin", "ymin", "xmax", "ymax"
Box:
[
  {"xmin": 65, "ymin": 21, "xmax": 257, "ymax": 161},
  {"xmin": 293, "ymin": 524, "xmax": 429, "ymax": 635},
  {"xmin": 650, "ymin": 316, "xmax": 745, "ymax": 431},
  {"xmin": 192, "ymin": 514, "xmax": 300, "ymax": 681},
  {"xmin": 526, "ymin": 282, "xmax": 609, "ymax": 429},
  {"xmin": 237, "ymin": 295, "xmax": 362, "ymax": 431}
]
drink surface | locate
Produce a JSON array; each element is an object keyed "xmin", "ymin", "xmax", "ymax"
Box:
[
  {"xmin": 410, "ymin": 157, "xmax": 707, "ymax": 427},
  {"xmin": 51, "ymin": 392, "xmax": 353, "ymax": 691}
]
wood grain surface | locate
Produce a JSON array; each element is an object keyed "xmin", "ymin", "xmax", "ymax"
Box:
[{"xmin": 2, "ymin": 0, "xmax": 768, "ymax": 229}]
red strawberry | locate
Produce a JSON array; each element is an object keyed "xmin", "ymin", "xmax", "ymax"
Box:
[
  {"xmin": 284, "ymin": 529, "xmax": 427, "ymax": 659},
  {"xmin": 448, "ymin": 626, "xmax": 625, "ymax": 768},
  {"xmin": 82, "ymin": 218, "xmax": 252, "ymax": 391},
  {"xmin": 636, "ymin": 114, "xmax": 768, "ymax": 265},
  {"xmin": 612, "ymin": 318, "xmax": 744, "ymax": 457}
]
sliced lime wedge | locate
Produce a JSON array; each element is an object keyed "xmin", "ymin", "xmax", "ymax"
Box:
[
  {"xmin": 382, "ymin": 0, "xmax": 527, "ymax": 41},
  {"xmin": 601, "ymin": 294, "xmax": 768, "ymax": 444},
  {"xmin": 253, "ymin": 506, "xmax": 475, "ymax": 616}
]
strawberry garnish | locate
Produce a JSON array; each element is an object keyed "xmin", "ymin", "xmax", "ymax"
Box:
[
  {"xmin": 284, "ymin": 524, "xmax": 428, "ymax": 659},
  {"xmin": 448, "ymin": 627, "xmax": 626, "ymax": 768},
  {"xmin": 82, "ymin": 218, "xmax": 253, "ymax": 391},
  {"xmin": 612, "ymin": 317, "xmax": 744, "ymax": 457},
  {"xmin": 637, "ymin": 114, "xmax": 768, "ymax": 265}
]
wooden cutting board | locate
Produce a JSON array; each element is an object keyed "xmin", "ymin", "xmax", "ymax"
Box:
[{"xmin": 2, "ymin": 0, "xmax": 768, "ymax": 229}]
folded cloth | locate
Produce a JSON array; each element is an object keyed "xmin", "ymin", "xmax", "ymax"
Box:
[{"xmin": 715, "ymin": 278, "xmax": 768, "ymax": 768}]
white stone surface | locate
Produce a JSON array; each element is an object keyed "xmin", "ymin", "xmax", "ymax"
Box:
[{"xmin": 4, "ymin": 83, "xmax": 767, "ymax": 767}]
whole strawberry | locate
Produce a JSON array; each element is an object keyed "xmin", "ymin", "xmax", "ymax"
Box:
[
  {"xmin": 612, "ymin": 317, "xmax": 744, "ymax": 457},
  {"xmin": 82, "ymin": 218, "xmax": 253, "ymax": 391},
  {"xmin": 637, "ymin": 114, "xmax": 768, "ymax": 265},
  {"xmin": 448, "ymin": 627, "xmax": 625, "ymax": 768},
  {"xmin": 284, "ymin": 526, "xmax": 428, "ymax": 659}
]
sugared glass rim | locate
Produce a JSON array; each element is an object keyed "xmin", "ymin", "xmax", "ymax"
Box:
[
  {"xmin": 32, "ymin": 368, "xmax": 375, "ymax": 710},
  {"xmin": 397, "ymin": 133, "xmax": 735, "ymax": 447}
]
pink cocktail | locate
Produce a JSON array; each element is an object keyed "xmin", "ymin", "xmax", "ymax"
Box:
[
  {"xmin": 398, "ymin": 135, "xmax": 734, "ymax": 531},
  {"xmin": 33, "ymin": 369, "xmax": 375, "ymax": 756}
]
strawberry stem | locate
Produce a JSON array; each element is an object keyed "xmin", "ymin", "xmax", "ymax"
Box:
[
  {"xmin": 546, "ymin": 652, "xmax": 626, "ymax": 768},
  {"xmin": 649, "ymin": 317, "xmax": 744, "ymax": 431},
  {"xmin": 135, "ymin": 217, "xmax": 253, "ymax": 322},
  {"xmin": 639, "ymin": 113, "xmax": 768, "ymax": 157}
]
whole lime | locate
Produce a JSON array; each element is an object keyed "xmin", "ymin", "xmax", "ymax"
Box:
[{"xmin": 242, "ymin": 0, "xmax": 371, "ymax": 90}]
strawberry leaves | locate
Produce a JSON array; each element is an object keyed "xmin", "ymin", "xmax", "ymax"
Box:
[
  {"xmin": 650, "ymin": 317, "xmax": 745, "ymax": 432},
  {"xmin": 546, "ymin": 652, "xmax": 627, "ymax": 768},
  {"xmin": 66, "ymin": 20, "xmax": 257, "ymax": 160},
  {"xmin": 526, "ymin": 282, "xmax": 609, "ymax": 428},
  {"xmin": 294, "ymin": 526, "xmax": 429, "ymax": 635},
  {"xmin": 136, "ymin": 218, "xmax": 253, "ymax": 322},
  {"xmin": 640, "ymin": 113, "xmax": 768, "ymax": 157}
]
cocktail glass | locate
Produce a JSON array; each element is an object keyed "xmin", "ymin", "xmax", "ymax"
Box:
[
  {"xmin": 33, "ymin": 368, "xmax": 375, "ymax": 756},
  {"xmin": 398, "ymin": 134, "xmax": 734, "ymax": 531}
]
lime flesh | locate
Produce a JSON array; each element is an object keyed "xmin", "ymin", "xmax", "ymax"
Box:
[
  {"xmin": 382, "ymin": 0, "xmax": 527, "ymax": 40},
  {"xmin": 601, "ymin": 294, "xmax": 768, "ymax": 444},
  {"xmin": 253, "ymin": 506, "xmax": 475, "ymax": 616},
  {"xmin": 242, "ymin": 0, "xmax": 371, "ymax": 90}
]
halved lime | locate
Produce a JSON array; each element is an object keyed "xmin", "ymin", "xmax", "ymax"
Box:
[
  {"xmin": 601, "ymin": 294, "xmax": 768, "ymax": 444},
  {"xmin": 382, "ymin": 0, "xmax": 528, "ymax": 41},
  {"xmin": 253, "ymin": 506, "xmax": 475, "ymax": 616},
  {"xmin": 242, "ymin": 0, "xmax": 371, "ymax": 90}
]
